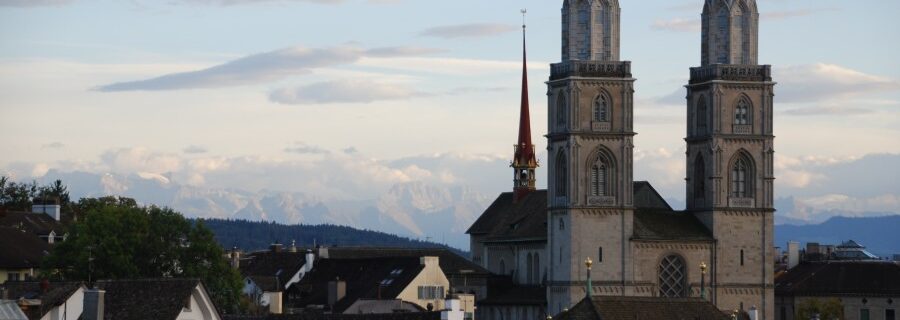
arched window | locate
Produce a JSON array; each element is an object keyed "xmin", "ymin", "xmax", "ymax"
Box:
[
  {"xmin": 499, "ymin": 259, "xmax": 506, "ymax": 276},
  {"xmin": 658, "ymin": 255, "xmax": 687, "ymax": 298},
  {"xmin": 731, "ymin": 153, "xmax": 753, "ymax": 198},
  {"xmin": 738, "ymin": 2, "xmax": 752, "ymax": 64},
  {"xmin": 591, "ymin": 151, "xmax": 614, "ymax": 197},
  {"xmin": 595, "ymin": 0, "xmax": 612, "ymax": 60},
  {"xmin": 593, "ymin": 95, "xmax": 610, "ymax": 122},
  {"xmin": 559, "ymin": 218, "xmax": 565, "ymax": 230},
  {"xmin": 735, "ymin": 98, "xmax": 751, "ymax": 125},
  {"xmin": 556, "ymin": 151, "xmax": 568, "ymax": 197},
  {"xmin": 557, "ymin": 93, "xmax": 567, "ymax": 128},
  {"xmin": 715, "ymin": 8, "xmax": 730, "ymax": 64},
  {"xmin": 694, "ymin": 155, "xmax": 706, "ymax": 201},
  {"xmin": 526, "ymin": 253, "xmax": 533, "ymax": 284},
  {"xmin": 697, "ymin": 96, "xmax": 708, "ymax": 133},
  {"xmin": 533, "ymin": 254, "xmax": 541, "ymax": 284},
  {"xmin": 577, "ymin": 0, "xmax": 591, "ymax": 60}
]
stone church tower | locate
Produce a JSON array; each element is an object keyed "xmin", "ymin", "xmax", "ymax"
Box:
[
  {"xmin": 547, "ymin": 0, "xmax": 636, "ymax": 312},
  {"xmin": 686, "ymin": 0, "xmax": 775, "ymax": 318}
]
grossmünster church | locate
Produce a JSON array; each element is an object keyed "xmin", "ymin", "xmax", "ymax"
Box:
[{"xmin": 467, "ymin": 0, "xmax": 776, "ymax": 318}]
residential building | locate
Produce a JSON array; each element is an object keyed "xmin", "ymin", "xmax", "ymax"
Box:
[
  {"xmin": 0, "ymin": 210, "xmax": 65, "ymax": 244},
  {"xmin": 1, "ymin": 281, "xmax": 85, "ymax": 320},
  {"xmin": 0, "ymin": 227, "xmax": 50, "ymax": 283},
  {"xmin": 553, "ymin": 296, "xmax": 733, "ymax": 320},
  {"xmin": 775, "ymin": 261, "xmax": 900, "ymax": 320},
  {"xmin": 96, "ymin": 278, "xmax": 222, "ymax": 320},
  {"xmin": 238, "ymin": 243, "xmax": 313, "ymax": 314}
]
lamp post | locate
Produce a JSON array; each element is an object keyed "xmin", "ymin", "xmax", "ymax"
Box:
[
  {"xmin": 585, "ymin": 257, "xmax": 594, "ymax": 298},
  {"xmin": 700, "ymin": 262, "xmax": 708, "ymax": 300}
]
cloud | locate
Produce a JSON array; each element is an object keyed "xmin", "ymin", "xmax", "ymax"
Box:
[
  {"xmin": 99, "ymin": 147, "xmax": 182, "ymax": 175},
  {"xmin": 284, "ymin": 142, "xmax": 330, "ymax": 154},
  {"xmin": 652, "ymin": 9, "xmax": 835, "ymax": 32},
  {"xmin": 776, "ymin": 63, "xmax": 900, "ymax": 104},
  {"xmin": 419, "ymin": 24, "xmax": 518, "ymax": 39},
  {"xmin": 168, "ymin": 0, "xmax": 400, "ymax": 5},
  {"xmin": 41, "ymin": 142, "xmax": 65, "ymax": 149},
  {"xmin": 763, "ymin": 9, "xmax": 838, "ymax": 21},
  {"xmin": 0, "ymin": 0, "xmax": 72, "ymax": 7},
  {"xmin": 342, "ymin": 147, "xmax": 358, "ymax": 154},
  {"xmin": 96, "ymin": 46, "xmax": 364, "ymax": 91},
  {"xmin": 782, "ymin": 106, "xmax": 875, "ymax": 116},
  {"xmin": 182, "ymin": 145, "xmax": 209, "ymax": 154},
  {"xmin": 269, "ymin": 79, "xmax": 428, "ymax": 105},
  {"xmin": 365, "ymin": 46, "xmax": 447, "ymax": 57}
]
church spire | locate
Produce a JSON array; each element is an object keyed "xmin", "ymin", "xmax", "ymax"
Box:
[{"xmin": 512, "ymin": 9, "xmax": 537, "ymax": 202}]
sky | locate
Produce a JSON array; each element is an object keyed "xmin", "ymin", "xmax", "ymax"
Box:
[{"xmin": 1, "ymin": 0, "xmax": 899, "ymax": 228}]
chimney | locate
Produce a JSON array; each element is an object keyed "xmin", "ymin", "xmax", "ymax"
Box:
[
  {"xmin": 318, "ymin": 246, "xmax": 329, "ymax": 259},
  {"xmin": 420, "ymin": 256, "xmax": 439, "ymax": 267},
  {"xmin": 83, "ymin": 289, "xmax": 105, "ymax": 320},
  {"xmin": 32, "ymin": 204, "xmax": 61, "ymax": 221},
  {"xmin": 289, "ymin": 240, "xmax": 298, "ymax": 253},
  {"xmin": 270, "ymin": 243, "xmax": 283, "ymax": 253},
  {"xmin": 748, "ymin": 306, "xmax": 758, "ymax": 320},
  {"xmin": 327, "ymin": 278, "xmax": 346, "ymax": 309},
  {"xmin": 788, "ymin": 241, "xmax": 800, "ymax": 269},
  {"xmin": 305, "ymin": 249, "xmax": 316, "ymax": 273}
]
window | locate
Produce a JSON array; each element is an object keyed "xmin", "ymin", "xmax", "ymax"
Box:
[
  {"xmin": 559, "ymin": 218, "xmax": 565, "ymax": 231},
  {"xmin": 499, "ymin": 260, "xmax": 506, "ymax": 275},
  {"xmin": 594, "ymin": 95, "xmax": 609, "ymax": 122},
  {"xmin": 559, "ymin": 246, "xmax": 563, "ymax": 263},
  {"xmin": 591, "ymin": 151, "xmax": 614, "ymax": 197},
  {"xmin": 735, "ymin": 98, "xmax": 751, "ymax": 125},
  {"xmin": 716, "ymin": 8, "xmax": 730, "ymax": 64},
  {"xmin": 556, "ymin": 151, "xmax": 568, "ymax": 197},
  {"xmin": 861, "ymin": 309, "xmax": 870, "ymax": 320},
  {"xmin": 8, "ymin": 273, "xmax": 20, "ymax": 282},
  {"xmin": 658, "ymin": 255, "xmax": 687, "ymax": 298},
  {"xmin": 740, "ymin": 249, "xmax": 745, "ymax": 266},
  {"xmin": 526, "ymin": 253, "xmax": 534, "ymax": 284},
  {"xmin": 533, "ymin": 254, "xmax": 540, "ymax": 284},
  {"xmin": 417, "ymin": 285, "xmax": 445, "ymax": 300},
  {"xmin": 731, "ymin": 154, "xmax": 752, "ymax": 198},
  {"xmin": 886, "ymin": 309, "xmax": 896, "ymax": 320},
  {"xmin": 557, "ymin": 94, "xmax": 567, "ymax": 128},
  {"xmin": 697, "ymin": 97, "xmax": 708, "ymax": 133},
  {"xmin": 694, "ymin": 155, "xmax": 706, "ymax": 201},
  {"xmin": 598, "ymin": 247, "xmax": 603, "ymax": 263}
]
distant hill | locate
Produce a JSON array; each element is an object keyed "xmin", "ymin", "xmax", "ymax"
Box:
[
  {"xmin": 199, "ymin": 218, "xmax": 470, "ymax": 257},
  {"xmin": 775, "ymin": 215, "xmax": 900, "ymax": 257}
]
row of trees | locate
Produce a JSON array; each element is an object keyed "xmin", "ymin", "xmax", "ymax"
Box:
[{"xmin": 1, "ymin": 177, "xmax": 243, "ymax": 313}]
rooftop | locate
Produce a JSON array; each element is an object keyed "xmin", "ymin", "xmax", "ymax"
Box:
[
  {"xmin": 775, "ymin": 261, "xmax": 900, "ymax": 297},
  {"xmin": 554, "ymin": 296, "xmax": 730, "ymax": 320}
]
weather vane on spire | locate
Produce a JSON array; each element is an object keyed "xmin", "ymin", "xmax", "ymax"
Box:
[{"xmin": 521, "ymin": 9, "xmax": 527, "ymax": 29}]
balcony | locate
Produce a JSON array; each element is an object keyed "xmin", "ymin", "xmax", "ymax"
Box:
[
  {"xmin": 733, "ymin": 124, "xmax": 752, "ymax": 135},
  {"xmin": 587, "ymin": 196, "xmax": 616, "ymax": 206},
  {"xmin": 729, "ymin": 197, "xmax": 755, "ymax": 208},
  {"xmin": 689, "ymin": 64, "xmax": 772, "ymax": 84},
  {"xmin": 550, "ymin": 61, "xmax": 632, "ymax": 80},
  {"xmin": 592, "ymin": 121, "xmax": 611, "ymax": 132}
]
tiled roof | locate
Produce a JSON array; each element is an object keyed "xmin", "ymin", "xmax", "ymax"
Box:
[
  {"xmin": 554, "ymin": 296, "xmax": 730, "ymax": 320},
  {"xmin": 290, "ymin": 257, "xmax": 426, "ymax": 313},
  {"xmin": 97, "ymin": 278, "xmax": 215, "ymax": 320},
  {"xmin": 240, "ymin": 251, "xmax": 307, "ymax": 291},
  {"xmin": 632, "ymin": 209, "xmax": 714, "ymax": 241},
  {"xmin": 0, "ymin": 226, "xmax": 50, "ymax": 269},
  {"xmin": 0, "ymin": 211, "xmax": 63, "ymax": 237},
  {"xmin": 1, "ymin": 281, "xmax": 84, "ymax": 318},
  {"xmin": 323, "ymin": 247, "xmax": 489, "ymax": 276},
  {"xmin": 775, "ymin": 261, "xmax": 900, "ymax": 296},
  {"xmin": 223, "ymin": 311, "xmax": 441, "ymax": 320},
  {"xmin": 465, "ymin": 190, "xmax": 547, "ymax": 242}
]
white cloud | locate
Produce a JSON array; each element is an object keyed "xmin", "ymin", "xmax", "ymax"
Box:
[
  {"xmin": 0, "ymin": 0, "xmax": 72, "ymax": 7},
  {"xmin": 270, "ymin": 79, "xmax": 428, "ymax": 105},
  {"xmin": 284, "ymin": 142, "xmax": 330, "ymax": 154},
  {"xmin": 776, "ymin": 63, "xmax": 900, "ymax": 104},
  {"xmin": 651, "ymin": 18, "xmax": 700, "ymax": 32},
  {"xmin": 182, "ymin": 145, "xmax": 209, "ymax": 154},
  {"xmin": 364, "ymin": 47, "xmax": 447, "ymax": 57},
  {"xmin": 41, "ymin": 142, "xmax": 66, "ymax": 149},
  {"xmin": 419, "ymin": 24, "xmax": 518, "ymax": 39}
]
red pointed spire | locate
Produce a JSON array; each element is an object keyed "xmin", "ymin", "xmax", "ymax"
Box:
[{"xmin": 512, "ymin": 10, "xmax": 537, "ymax": 201}]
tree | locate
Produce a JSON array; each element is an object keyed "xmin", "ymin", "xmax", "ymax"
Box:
[
  {"xmin": 0, "ymin": 178, "xmax": 38, "ymax": 211},
  {"xmin": 43, "ymin": 197, "xmax": 243, "ymax": 313},
  {"xmin": 796, "ymin": 298, "xmax": 843, "ymax": 320}
]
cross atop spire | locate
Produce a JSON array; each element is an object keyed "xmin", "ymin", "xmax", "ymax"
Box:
[{"xmin": 512, "ymin": 9, "xmax": 537, "ymax": 202}]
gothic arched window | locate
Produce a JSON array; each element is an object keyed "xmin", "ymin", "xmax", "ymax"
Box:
[
  {"xmin": 735, "ymin": 97, "xmax": 751, "ymax": 125},
  {"xmin": 556, "ymin": 151, "xmax": 568, "ymax": 197},
  {"xmin": 526, "ymin": 253, "xmax": 533, "ymax": 284},
  {"xmin": 533, "ymin": 254, "xmax": 540, "ymax": 284},
  {"xmin": 595, "ymin": 0, "xmax": 612, "ymax": 60},
  {"xmin": 731, "ymin": 153, "xmax": 753, "ymax": 198},
  {"xmin": 591, "ymin": 151, "xmax": 614, "ymax": 197},
  {"xmin": 697, "ymin": 96, "xmax": 708, "ymax": 133},
  {"xmin": 499, "ymin": 259, "xmax": 506, "ymax": 275},
  {"xmin": 658, "ymin": 255, "xmax": 687, "ymax": 298},
  {"xmin": 594, "ymin": 95, "xmax": 610, "ymax": 122},
  {"xmin": 715, "ymin": 7, "xmax": 730, "ymax": 64},
  {"xmin": 557, "ymin": 93, "xmax": 567, "ymax": 129},
  {"xmin": 738, "ymin": 2, "xmax": 752, "ymax": 64},
  {"xmin": 694, "ymin": 155, "xmax": 706, "ymax": 201},
  {"xmin": 577, "ymin": 0, "xmax": 591, "ymax": 60}
]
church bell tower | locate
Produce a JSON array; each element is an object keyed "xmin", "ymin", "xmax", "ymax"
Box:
[
  {"xmin": 547, "ymin": 0, "xmax": 635, "ymax": 314},
  {"xmin": 512, "ymin": 10, "xmax": 538, "ymax": 202},
  {"xmin": 686, "ymin": 0, "xmax": 774, "ymax": 318}
]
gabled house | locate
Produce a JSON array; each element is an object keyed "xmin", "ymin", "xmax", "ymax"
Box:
[
  {"xmin": 553, "ymin": 296, "xmax": 732, "ymax": 320},
  {"xmin": 775, "ymin": 261, "xmax": 900, "ymax": 320},
  {"xmin": 238, "ymin": 244, "xmax": 313, "ymax": 314},
  {"xmin": 1, "ymin": 281, "xmax": 85, "ymax": 320},
  {"xmin": 96, "ymin": 278, "xmax": 222, "ymax": 320},
  {"xmin": 0, "ymin": 227, "xmax": 51, "ymax": 283},
  {"xmin": 0, "ymin": 210, "xmax": 65, "ymax": 245},
  {"xmin": 290, "ymin": 256, "xmax": 449, "ymax": 315}
]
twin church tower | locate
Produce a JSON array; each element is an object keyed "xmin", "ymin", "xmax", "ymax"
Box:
[{"xmin": 471, "ymin": 0, "xmax": 776, "ymax": 318}]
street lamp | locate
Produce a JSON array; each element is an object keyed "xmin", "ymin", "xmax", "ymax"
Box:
[{"xmin": 700, "ymin": 262, "xmax": 708, "ymax": 300}]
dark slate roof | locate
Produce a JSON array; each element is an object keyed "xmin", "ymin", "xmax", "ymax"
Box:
[
  {"xmin": 240, "ymin": 251, "xmax": 307, "ymax": 291},
  {"xmin": 290, "ymin": 257, "xmax": 425, "ymax": 313},
  {"xmin": 465, "ymin": 190, "xmax": 547, "ymax": 242},
  {"xmin": 0, "ymin": 211, "xmax": 63, "ymax": 237},
  {"xmin": 0, "ymin": 226, "xmax": 50, "ymax": 269},
  {"xmin": 323, "ymin": 247, "xmax": 489, "ymax": 276},
  {"xmin": 97, "ymin": 278, "xmax": 216, "ymax": 320},
  {"xmin": 223, "ymin": 311, "xmax": 441, "ymax": 320},
  {"xmin": 1, "ymin": 281, "xmax": 84, "ymax": 318},
  {"xmin": 632, "ymin": 209, "xmax": 714, "ymax": 241},
  {"xmin": 477, "ymin": 285, "xmax": 545, "ymax": 306},
  {"xmin": 554, "ymin": 296, "xmax": 730, "ymax": 320},
  {"xmin": 775, "ymin": 261, "xmax": 900, "ymax": 297},
  {"xmin": 633, "ymin": 181, "xmax": 672, "ymax": 210}
]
